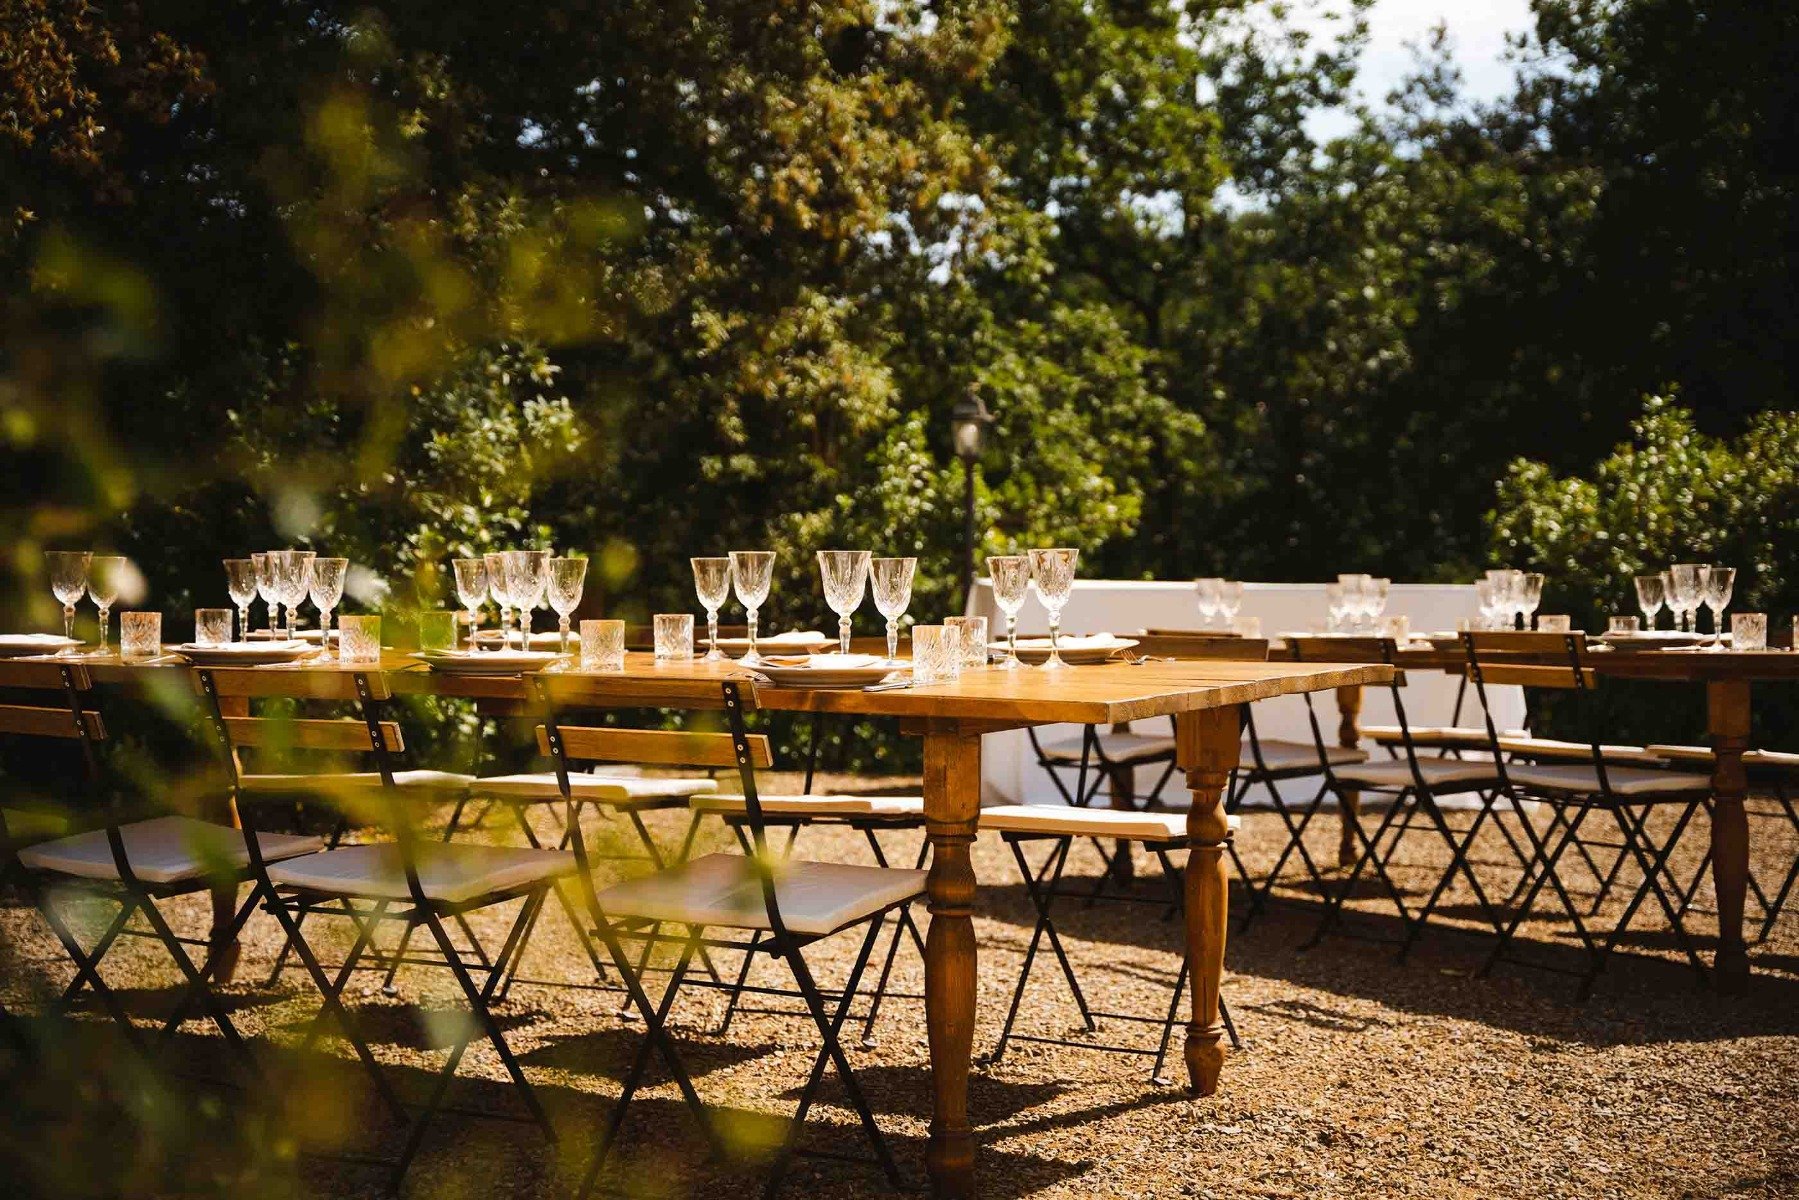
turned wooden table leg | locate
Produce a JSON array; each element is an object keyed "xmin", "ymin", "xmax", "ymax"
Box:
[
  {"xmin": 922, "ymin": 725, "xmax": 981, "ymax": 1198},
  {"xmin": 1334, "ymin": 684, "xmax": 1364, "ymax": 868},
  {"xmin": 1707, "ymin": 680, "xmax": 1752, "ymax": 991},
  {"xmin": 1177, "ymin": 703, "xmax": 1240, "ymax": 1096}
]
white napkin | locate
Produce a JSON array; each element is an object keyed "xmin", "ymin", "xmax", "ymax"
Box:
[{"xmin": 763, "ymin": 652, "xmax": 883, "ymax": 669}]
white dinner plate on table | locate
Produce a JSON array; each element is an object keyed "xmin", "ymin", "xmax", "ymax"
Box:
[
  {"xmin": 1595, "ymin": 631, "xmax": 1707, "ymax": 651},
  {"xmin": 0, "ymin": 634, "xmax": 82, "ymax": 658},
  {"xmin": 715, "ymin": 630, "xmax": 834, "ymax": 654},
  {"xmin": 413, "ymin": 649, "xmax": 562, "ymax": 675},
  {"xmin": 247, "ymin": 628, "xmax": 338, "ymax": 643},
  {"xmin": 470, "ymin": 630, "xmax": 562, "ymax": 649},
  {"xmin": 752, "ymin": 654, "xmax": 905, "ymax": 689},
  {"xmin": 992, "ymin": 634, "xmax": 1139, "ymax": 666},
  {"xmin": 175, "ymin": 641, "xmax": 315, "ymax": 666}
]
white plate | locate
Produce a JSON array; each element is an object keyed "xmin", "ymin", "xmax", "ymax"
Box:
[
  {"xmin": 175, "ymin": 642, "xmax": 315, "ymax": 666},
  {"xmin": 1596, "ymin": 631, "xmax": 1707, "ymax": 651},
  {"xmin": 413, "ymin": 650, "xmax": 563, "ymax": 675},
  {"xmin": 247, "ymin": 628, "xmax": 337, "ymax": 643},
  {"xmin": 753, "ymin": 654, "xmax": 905, "ymax": 689},
  {"xmin": 471, "ymin": 630, "xmax": 562, "ymax": 649},
  {"xmin": 0, "ymin": 634, "xmax": 81, "ymax": 658},
  {"xmin": 989, "ymin": 635, "xmax": 1139, "ymax": 665}
]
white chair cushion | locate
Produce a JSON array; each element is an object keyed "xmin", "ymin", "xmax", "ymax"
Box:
[
  {"xmin": 690, "ymin": 793, "xmax": 925, "ymax": 820},
  {"xmin": 19, "ymin": 816, "xmax": 323, "ymax": 886},
  {"xmin": 1245, "ymin": 738, "xmax": 1369, "ymax": 774},
  {"xmin": 472, "ymin": 772, "xmax": 717, "ymax": 808},
  {"xmin": 1039, "ymin": 731, "xmax": 1176, "ymax": 766},
  {"xmin": 1495, "ymin": 737, "xmax": 1667, "ymax": 766},
  {"xmin": 593, "ymin": 852, "xmax": 926, "ymax": 937},
  {"xmin": 1646, "ymin": 745, "xmax": 1799, "ymax": 775},
  {"xmin": 239, "ymin": 769, "xmax": 473, "ymax": 796},
  {"xmin": 266, "ymin": 842, "xmax": 574, "ymax": 904},
  {"xmin": 979, "ymin": 804, "xmax": 1240, "ymax": 842},
  {"xmin": 1364, "ymin": 724, "xmax": 1497, "ymax": 749},
  {"xmin": 1332, "ymin": 759, "xmax": 1500, "ymax": 792},
  {"xmin": 1504, "ymin": 764, "xmax": 1712, "ymax": 798}
]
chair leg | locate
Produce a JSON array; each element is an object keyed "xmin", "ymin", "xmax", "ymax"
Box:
[
  {"xmin": 38, "ymin": 894, "xmax": 145, "ymax": 1052},
  {"xmin": 855, "ymin": 830, "xmax": 927, "ymax": 1047},
  {"xmin": 1398, "ymin": 791, "xmax": 1507, "ymax": 960},
  {"xmin": 1589, "ymin": 799, "xmax": 1708, "ymax": 995},
  {"xmin": 990, "ymin": 838, "xmax": 1092, "ymax": 1067},
  {"xmin": 132, "ymin": 887, "xmax": 257, "ymax": 1067},
  {"xmin": 1758, "ymin": 786, "xmax": 1799, "ymax": 940},
  {"xmin": 1305, "ymin": 789, "xmax": 1414, "ymax": 948},
  {"xmin": 1240, "ymin": 778, "xmax": 1331, "ymax": 932},
  {"xmin": 1480, "ymin": 801, "xmax": 1594, "ymax": 980}
]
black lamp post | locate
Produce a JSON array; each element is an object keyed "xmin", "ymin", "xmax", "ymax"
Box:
[{"xmin": 950, "ymin": 390, "xmax": 994, "ymax": 611}]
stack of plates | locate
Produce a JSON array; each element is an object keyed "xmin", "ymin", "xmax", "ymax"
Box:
[
  {"xmin": 175, "ymin": 641, "xmax": 314, "ymax": 666},
  {"xmin": 1595, "ymin": 631, "xmax": 1707, "ymax": 651},
  {"xmin": 0, "ymin": 634, "xmax": 81, "ymax": 658},
  {"xmin": 989, "ymin": 634, "xmax": 1139, "ymax": 665},
  {"xmin": 753, "ymin": 653, "xmax": 904, "ymax": 689},
  {"xmin": 413, "ymin": 649, "xmax": 562, "ymax": 674}
]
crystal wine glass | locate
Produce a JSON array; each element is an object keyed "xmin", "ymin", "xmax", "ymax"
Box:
[
  {"xmin": 1194, "ymin": 577, "xmax": 1222, "ymax": 630},
  {"xmin": 224, "ymin": 558, "xmax": 258, "ymax": 642},
  {"xmin": 817, "ymin": 550, "xmax": 871, "ymax": 656},
  {"xmin": 522, "ymin": 549, "xmax": 551, "ymax": 642},
  {"xmin": 87, "ymin": 556, "xmax": 127, "ymax": 653},
  {"xmin": 502, "ymin": 551, "xmax": 534, "ymax": 650},
  {"xmin": 452, "ymin": 558, "xmax": 489, "ymax": 651},
  {"xmin": 1519, "ymin": 572, "xmax": 1545, "ymax": 630},
  {"xmin": 1668, "ymin": 563, "xmax": 1703, "ymax": 633},
  {"xmin": 729, "ymin": 550, "xmax": 777, "ymax": 665},
  {"xmin": 274, "ymin": 550, "xmax": 315, "ymax": 640},
  {"xmin": 254, "ymin": 552, "xmax": 278, "ymax": 635},
  {"xmin": 1217, "ymin": 580, "xmax": 1245, "ymax": 634},
  {"xmin": 308, "ymin": 557, "xmax": 348, "ymax": 657},
  {"xmin": 869, "ymin": 556, "xmax": 917, "ymax": 665},
  {"xmin": 1027, "ymin": 548, "xmax": 1079, "ymax": 669},
  {"xmin": 1323, "ymin": 581, "xmax": 1346, "ymax": 633},
  {"xmin": 691, "ymin": 557, "xmax": 733, "ymax": 661},
  {"xmin": 485, "ymin": 552, "xmax": 512, "ymax": 648},
  {"xmin": 1633, "ymin": 574, "xmax": 1665, "ymax": 632},
  {"xmin": 48, "ymin": 551, "xmax": 90, "ymax": 648},
  {"xmin": 988, "ymin": 555, "xmax": 1031, "ymax": 670},
  {"xmin": 1474, "ymin": 577, "xmax": 1498, "ymax": 630},
  {"xmin": 1701, "ymin": 565, "xmax": 1736, "ymax": 650},
  {"xmin": 547, "ymin": 557, "xmax": 587, "ymax": 654}
]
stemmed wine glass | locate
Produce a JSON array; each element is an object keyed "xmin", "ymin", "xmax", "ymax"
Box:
[
  {"xmin": 988, "ymin": 556, "xmax": 1031, "ymax": 669},
  {"xmin": 547, "ymin": 557, "xmax": 587, "ymax": 654},
  {"xmin": 522, "ymin": 549, "xmax": 550, "ymax": 642},
  {"xmin": 276, "ymin": 550, "xmax": 315, "ymax": 640},
  {"xmin": 1633, "ymin": 574, "xmax": 1665, "ymax": 632},
  {"xmin": 729, "ymin": 550, "xmax": 777, "ymax": 665},
  {"xmin": 308, "ymin": 557, "xmax": 348, "ymax": 656},
  {"xmin": 224, "ymin": 558, "xmax": 258, "ymax": 642},
  {"xmin": 1194, "ymin": 578, "xmax": 1222, "ymax": 630},
  {"xmin": 1701, "ymin": 565, "xmax": 1736, "ymax": 650},
  {"xmin": 254, "ymin": 552, "xmax": 278, "ymax": 635},
  {"xmin": 484, "ymin": 552, "xmax": 512, "ymax": 647},
  {"xmin": 1217, "ymin": 580, "xmax": 1245, "ymax": 634},
  {"xmin": 1519, "ymin": 572, "xmax": 1545, "ymax": 630},
  {"xmin": 817, "ymin": 550, "xmax": 872, "ymax": 656},
  {"xmin": 869, "ymin": 556, "xmax": 917, "ymax": 665},
  {"xmin": 48, "ymin": 551, "xmax": 90, "ymax": 649},
  {"xmin": 87, "ymin": 556, "xmax": 127, "ymax": 653},
  {"xmin": 1027, "ymin": 548, "xmax": 1079, "ymax": 669},
  {"xmin": 502, "ymin": 551, "xmax": 535, "ymax": 649},
  {"xmin": 691, "ymin": 557, "xmax": 733, "ymax": 661},
  {"xmin": 1668, "ymin": 563, "xmax": 1703, "ymax": 633},
  {"xmin": 452, "ymin": 558, "xmax": 489, "ymax": 651}
]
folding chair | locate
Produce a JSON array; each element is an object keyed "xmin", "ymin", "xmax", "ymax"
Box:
[
  {"xmin": 8, "ymin": 659, "xmax": 320, "ymax": 1073},
  {"xmin": 197, "ymin": 667, "xmax": 574, "ymax": 1188},
  {"xmin": 1293, "ymin": 637, "xmax": 1513, "ymax": 955},
  {"xmin": 1461, "ymin": 633, "xmax": 1714, "ymax": 996},
  {"xmin": 978, "ymin": 804, "xmax": 1241, "ymax": 1084},
  {"xmin": 565, "ymin": 679, "xmax": 923, "ymax": 1198}
]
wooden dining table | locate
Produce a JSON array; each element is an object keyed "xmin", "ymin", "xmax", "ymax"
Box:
[
  {"xmin": 81, "ymin": 646, "xmax": 1392, "ymax": 1199},
  {"xmin": 1332, "ymin": 642, "xmax": 1799, "ymax": 993}
]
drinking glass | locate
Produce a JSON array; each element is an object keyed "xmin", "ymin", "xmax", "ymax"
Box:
[
  {"xmin": 869, "ymin": 556, "xmax": 917, "ymax": 665},
  {"xmin": 580, "ymin": 619, "xmax": 626, "ymax": 671},
  {"xmin": 1324, "ymin": 582, "xmax": 1346, "ymax": 633},
  {"xmin": 1027, "ymin": 548, "xmax": 1079, "ymax": 670},
  {"xmin": 452, "ymin": 558, "xmax": 489, "ymax": 651},
  {"xmin": 691, "ymin": 557, "xmax": 733, "ymax": 661},
  {"xmin": 1473, "ymin": 577, "xmax": 1498, "ymax": 630},
  {"xmin": 119, "ymin": 611, "xmax": 161, "ymax": 662},
  {"xmin": 308, "ymin": 557, "xmax": 348, "ymax": 654},
  {"xmin": 224, "ymin": 558, "xmax": 258, "ymax": 642},
  {"xmin": 1194, "ymin": 578, "xmax": 1223, "ymax": 630},
  {"xmin": 195, "ymin": 608, "xmax": 233, "ymax": 646},
  {"xmin": 912, "ymin": 625, "xmax": 962, "ymax": 686},
  {"xmin": 418, "ymin": 610, "xmax": 457, "ymax": 652},
  {"xmin": 1608, "ymin": 616, "xmax": 1640, "ymax": 635},
  {"xmin": 485, "ymin": 552, "xmax": 513, "ymax": 648},
  {"xmin": 1668, "ymin": 564, "xmax": 1703, "ymax": 632},
  {"xmin": 817, "ymin": 550, "xmax": 872, "ymax": 655},
  {"xmin": 1633, "ymin": 574, "xmax": 1666, "ymax": 631},
  {"xmin": 988, "ymin": 555, "xmax": 1031, "ymax": 670},
  {"xmin": 338, "ymin": 615, "xmax": 381, "ymax": 664},
  {"xmin": 271, "ymin": 550, "xmax": 314, "ymax": 640},
  {"xmin": 87, "ymin": 556, "xmax": 127, "ymax": 652},
  {"xmin": 947, "ymin": 615, "xmax": 988, "ymax": 668},
  {"xmin": 253, "ymin": 552, "xmax": 277, "ymax": 634},
  {"xmin": 653, "ymin": 613, "xmax": 694, "ymax": 661},
  {"xmin": 729, "ymin": 550, "xmax": 778, "ymax": 665},
  {"xmin": 1701, "ymin": 565, "xmax": 1736, "ymax": 650},
  {"xmin": 1370, "ymin": 578, "xmax": 1391, "ymax": 630},
  {"xmin": 1538, "ymin": 614, "xmax": 1571, "ymax": 633},
  {"xmin": 1518, "ymin": 572, "xmax": 1544, "ymax": 629},
  {"xmin": 1217, "ymin": 580, "xmax": 1245, "ymax": 633},
  {"xmin": 547, "ymin": 557, "xmax": 587, "ymax": 654},
  {"xmin": 504, "ymin": 550, "xmax": 549, "ymax": 647},
  {"xmin": 48, "ymin": 551, "xmax": 89, "ymax": 646},
  {"xmin": 1381, "ymin": 614, "xmax": 1410, "ymax": 643},
  {"xmin": 1339, "ymin": 574, "xmax": 1371, "ymax": 633},
  {"xmin": 1731, "ymin": 612, "xmax": 1766, "ymax": 652}
]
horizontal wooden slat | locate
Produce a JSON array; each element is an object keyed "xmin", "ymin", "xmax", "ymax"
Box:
[
  {"xmin": 538, "ymin": 725, "xmax": 772, "ymax": 769},
  {"xmin": 1288, "ymin": 637, "xmax": 1395, "ymax": 664},
  {"xmin": 198, "ymin": 667, "xmax": 392, "ymax": 701},
  {"xmin": 1464, "ymin": 631, "xmax": 1576, "ymax": 654},
  {"xmin": 0, "ymin": 660, "xmax": 92, "ymax": 690},
  {"xmin": 0, "ymin": 703, "xmax": 106, "ymax": 741},
  {"xmin": 1474, "ymin": 664, "xmax": 1595, "ymax": 689},
  {"xmin": 222, "ymin": 716, "xmax": 402, "ymax": 752},
  {"xmin": 1133, "ymin": 635, "xmax": 1269, "ymax": 662}
]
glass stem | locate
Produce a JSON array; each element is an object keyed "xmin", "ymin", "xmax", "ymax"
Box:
[
  {"xmin": 98, "ymin": 607, "xmax": 110, "ymax": 651},
  {"xmin": 560, "ymin": 616, "xmax": 571, "ymax": 656},
  {"xmin": 321, "ymin": 609, "xmax": 332, "ymax": 658},
  {"xmin": 839, "ymin": 614, "xmax": 852, "ymax": 656},
  {"xmin": 747, "ymin": 607, "xmax": 759, "ymax": 659},
  {"xmin": 707, "ymin": 609, "xmax": 719, "ymax": 657},
  {"xmin": 1048, "ymin": 615, "xmax": 1060, "ymax": 662},
  {"xmin": 1007, "ymin": 614, "xmax": 1018, "ymax": 662},
  {"xmin": 237, "ymin": 605, "xmax": 249, "ymax": 642},
  {"xmin": 63, "ymin": 604, "xmax": 75, "ymax": 642},
  {"xmin": 886, "ymin": 619, "xmax": 899, "ymax": 663}
]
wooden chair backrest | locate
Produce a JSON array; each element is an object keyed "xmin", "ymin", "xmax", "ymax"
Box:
[
  {"xmin": 1133, "ymin": 634, "xmax": 1269, "ymax": 661},
  {"xmin": 201, "ymin": 667, "xmax": 393, "ymax": 702},
  {"xmin": 1287, "ymin": 636, "xmax": 1394, "ymax": 665},
  {"xmin": 1462, "ymin": 631, "xmax": 1593, "ymax": 689},
  {"xmin": 0, "ymin": 661, "xmax": 104, "ymax": 742},
  {"xmin": 536, "ymin": 724, "xmax": 772, "ymax": 769}
]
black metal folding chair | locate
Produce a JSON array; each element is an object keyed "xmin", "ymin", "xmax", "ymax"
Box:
[
  {"xmin": 563, "ymin": 679, "xmax": 923, "ymax": 1198},
  {"xmin": 8, "ymin": 658, "xmax": 321, "ymax": 1075},
  {"xmin": 198, "ymin": 667, "xmax": 572, "ymax": 1189},
  {"xmin": 977, "ymin": 804, "xmax": 1241, "ymax": 1083},
  {"xmin": 1461, "ymin": 633, "xmax": 1715, "ymax": 996}
]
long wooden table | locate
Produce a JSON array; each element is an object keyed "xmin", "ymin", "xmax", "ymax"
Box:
[
  {"xmin": 1352, "ymin": 644, "xmax": 1799, "ymax": 992},
  {"xmin": 82, "ymin": 648, "xmax": 1392, "ymax": 1198}
]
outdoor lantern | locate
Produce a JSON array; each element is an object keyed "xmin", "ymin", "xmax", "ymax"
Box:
[{"xmin": 950, "ymin": 390, "xmax": 994, "ymax": 609}]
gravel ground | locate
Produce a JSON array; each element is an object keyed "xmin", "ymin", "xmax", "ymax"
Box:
[{"xmin": 3, "ymin": 773, "xmax": 1797, "ymax": 1199}]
